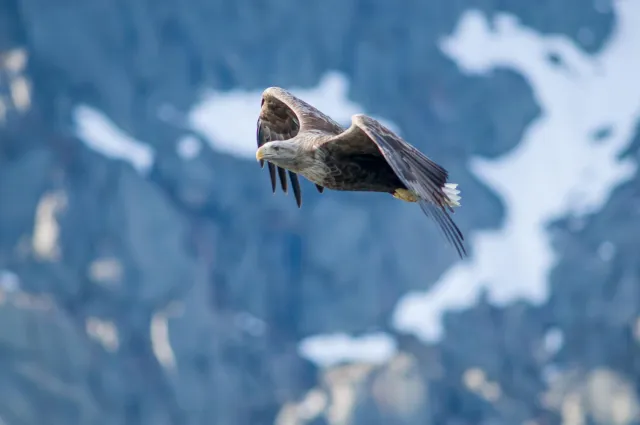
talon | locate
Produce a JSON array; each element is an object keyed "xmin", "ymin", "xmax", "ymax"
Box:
[{"xmin": 393, "ymin": 189, "xmax": 419, "ymax": 202}]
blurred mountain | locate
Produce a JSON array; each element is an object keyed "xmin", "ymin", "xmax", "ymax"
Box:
[{"xmin": 1, "ymin": 1, "xmax": 640, "ymax": 425}]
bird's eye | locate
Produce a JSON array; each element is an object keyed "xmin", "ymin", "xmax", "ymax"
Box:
[{"xmin": 273, "ymin": 146, "xmax": 280, "ymax": 151}]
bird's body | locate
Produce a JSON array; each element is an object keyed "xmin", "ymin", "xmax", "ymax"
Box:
[
  {"xmin": 255, "ymin": 86, "xmax": 467, "ymax": 257},
  {"xmin": 270, "ymin": 132, "xmax": 405, "ymax": 193}
]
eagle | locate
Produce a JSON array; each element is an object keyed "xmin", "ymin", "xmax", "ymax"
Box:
[{"xmin": 255, "ymin": 87, "xmax": 467, "ymax": 258}]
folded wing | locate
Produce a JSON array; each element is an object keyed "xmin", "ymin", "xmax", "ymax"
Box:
[{"xmin": 257, "ymin": 87, "xmax": 343, "ymax": 206}]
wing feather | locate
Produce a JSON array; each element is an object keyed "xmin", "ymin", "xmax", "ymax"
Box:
[
  {"xmin": 323, "ymin": 114, "xmax": 467, "ymax": 258},
  {"xmin": 257, "ymin": 87, "xmax": 344, "ymax": 207},
  {"xmin": 418, "ymin": 201, "xmax": 467, "ymax": 258},
  {"xmin": 290, "ymin": 171, "xmax": 302, "ymax": 207},
  {"xmin": 257, "ymin": 116, "xmax": 290, "ymax": 195}
]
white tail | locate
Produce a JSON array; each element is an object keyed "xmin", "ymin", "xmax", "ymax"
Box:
[{"xmin": 443, "ymin": 183, "xmax": 461, "ymax": 207}]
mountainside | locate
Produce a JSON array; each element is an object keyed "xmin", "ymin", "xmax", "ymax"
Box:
[{"xmin": 1, "ymin": 0, "xmax": 639, "ymax": 424}]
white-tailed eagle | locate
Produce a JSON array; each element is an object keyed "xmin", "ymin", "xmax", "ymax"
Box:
[{"xmin": 255, "ymin": 87, "xmax": 467, "ymax": 258}]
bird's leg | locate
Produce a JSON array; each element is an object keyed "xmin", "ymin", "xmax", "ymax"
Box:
[{"xmin": 392, "ymin": 188, "xmax": 419, "ymax": 202}]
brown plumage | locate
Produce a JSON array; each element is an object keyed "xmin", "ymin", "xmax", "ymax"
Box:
[{"xmin": 255, "ymin": 86, "xmax": 467, "ymax": 258}]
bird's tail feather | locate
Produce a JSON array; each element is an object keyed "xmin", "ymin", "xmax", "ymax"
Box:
[{"xmin": 443, "ymin": 183, "xmax": 461, "ymax": 208}]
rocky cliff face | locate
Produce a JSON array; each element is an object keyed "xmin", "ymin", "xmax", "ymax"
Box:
[{"xmin": 1, "ymin": 0, "xmax": 639, "ymax": 424}]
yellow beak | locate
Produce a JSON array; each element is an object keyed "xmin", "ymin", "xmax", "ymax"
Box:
[{"xmin": 256, "ymin": 146, "xmax": 265, "ymax": 162}]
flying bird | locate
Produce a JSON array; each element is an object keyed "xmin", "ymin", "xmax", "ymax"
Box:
[{"xmin": 255, "ymin": 87, "xmax": 467, "ymax": 258}]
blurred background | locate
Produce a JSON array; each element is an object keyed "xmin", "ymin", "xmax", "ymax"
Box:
[{"xmin": 1, "ymin": 0, "xmax": 640, "ymax": 424}]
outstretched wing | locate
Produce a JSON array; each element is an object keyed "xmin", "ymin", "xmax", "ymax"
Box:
[
  {"xmin": 321, "ymin": 114, "xmax": 467, "ymax": 258},
  {"xmin": 257, "ymin": 87, "xmax": 343, "ymax": 206}
]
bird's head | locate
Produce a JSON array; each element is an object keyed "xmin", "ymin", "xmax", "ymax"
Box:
[{"xmin": 255, "ymin": 140, "xmax": 303, "ymax": 170}]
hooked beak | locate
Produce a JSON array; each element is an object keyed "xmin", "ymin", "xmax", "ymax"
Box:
[{"xmin": 256, "ymin": 146, "xmax": 265, "ymax": 163}]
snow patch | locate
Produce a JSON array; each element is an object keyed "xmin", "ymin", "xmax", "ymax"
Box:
[
  {"xmin": 0, "ymin": 269, "xmax": 20, "ymax": 292},
  {"xmin": 188, "ymin": 71, "xmax": 400, "ymax": 160},
  {"xmin": 544, "ymin": 328, "xmax": 564, "ymax": 356},
  {"xmin": 393, "ymin": 1, "xmax": 640, "ymax": 342},
  {"xmin": 176, "ymin": 135, "xmax": 202, "ymax": 160},
  {"xmin": 597, "ymin": 240, "xmax": 616, "ymax": 262},
  {"xmin": 73, "ymin": 105, "xmax": 155, "ymax": 174},
  {"xmin": 298, "ymin": 332, "xmax": 397, "ymax": 368}
]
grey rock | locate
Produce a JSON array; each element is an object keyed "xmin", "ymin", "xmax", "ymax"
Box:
[{"xmin": 0, "ymin": 0, "xmax": 635, "ymax": 424}]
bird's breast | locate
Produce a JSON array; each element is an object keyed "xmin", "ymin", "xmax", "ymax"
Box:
[{"xmin": 298, "ymin": 162, "xmax": 333, "ymax": 185}]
